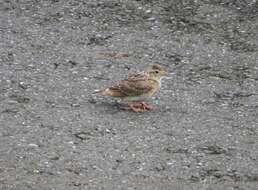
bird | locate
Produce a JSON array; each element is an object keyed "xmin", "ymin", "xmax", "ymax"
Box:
[{"xmin": 95, "ymin": 64, "xmax": 167, "ymax": 112}]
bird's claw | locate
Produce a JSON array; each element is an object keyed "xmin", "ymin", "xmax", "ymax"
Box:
[
  {"xmin": 127, "ymin": 102, "xmax": 153, "ymax": 112},
  {"xmin": 140, "ymin": 102, "xmax": 153, "ymax": 110}
]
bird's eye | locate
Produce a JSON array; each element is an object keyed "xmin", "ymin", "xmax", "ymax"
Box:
[{"xmin": 155, "ymin": 70, "xmax": 159, "ymax": 74}]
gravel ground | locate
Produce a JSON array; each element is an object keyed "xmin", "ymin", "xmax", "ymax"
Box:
[{"xmin": 0, "ymin": 0, "xmax": 258, "ymax": 189}]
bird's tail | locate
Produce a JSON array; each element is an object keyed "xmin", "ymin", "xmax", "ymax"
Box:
[
  {"xmin": 93, "ymin": 88, "xmax": 118, "ymax": 97},
  {"xmin": 92, "ymin": 89, "xmax": 105, "ymax": 95}
]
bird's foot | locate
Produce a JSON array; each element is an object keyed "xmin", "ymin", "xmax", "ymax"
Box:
[
  {"xmin": 126, "ymin": 102, "xmax": 153, "ymax": 112},
  {"xmin": 121, "ymin": 102, "xmax": 153, "ymax": 112},
  {"xmin": 129, "ymin": 103, "xmax": 145, "ymax": 112},
  {"xmin": 140, "ymin": 102, "xmax": 153, "ymax": 110}
]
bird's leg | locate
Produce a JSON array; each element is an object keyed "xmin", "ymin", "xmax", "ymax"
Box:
[
  {"xmin": 140, "ymin": 102, "xmax": 153, "ymax": 110},
  {"xmin": 123, "ymin": 102, "xmax": 151, "ymax": 112},
  {"xmin": 128, "ymin": 102, "xmax": 153, "ymax": 112},
  {"xmin": 128, "ymin": 103, "xmax": 144, "ymax": 112}
]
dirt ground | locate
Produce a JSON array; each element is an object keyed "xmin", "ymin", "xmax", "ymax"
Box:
[{"xmin": 0, "ymin": 0, "xmax": 258, "ymax": 189}]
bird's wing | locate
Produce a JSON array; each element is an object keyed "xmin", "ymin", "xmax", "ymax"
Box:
[
  {"xmin": 108, "ymin": 78, "xmax": 157, "ymax": 97},
  {"xmin": 127, "ymin": 71, "xmax": 149, "ymax": 81}
]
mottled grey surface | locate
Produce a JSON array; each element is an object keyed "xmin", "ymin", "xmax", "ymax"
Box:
[{"xmin": 0, "ymin": 0, "xmax": 258, "ymax": 190}]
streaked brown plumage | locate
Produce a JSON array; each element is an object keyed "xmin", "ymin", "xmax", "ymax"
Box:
[{"xmin": 97, "ymin": 64, "xmax": 167, "ymax": 112}]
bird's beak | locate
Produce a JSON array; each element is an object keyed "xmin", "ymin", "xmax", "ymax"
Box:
[
  {"xmin": 162, "ymin": 72, "xmax": 174, "ymax": 79},
  {"xmin": 163, "ymin": 71, "xmax": 168, "ymax": 75}
]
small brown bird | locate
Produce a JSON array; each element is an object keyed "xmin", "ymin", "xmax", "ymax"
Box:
[{"xmin": 96, "ymin": 64, "xmax": 167, "ymax": 112}]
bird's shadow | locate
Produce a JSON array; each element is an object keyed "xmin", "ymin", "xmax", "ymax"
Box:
[
  {"xmin": 88, "ymin": 95, "xmax": 159, "ymax": 114},
  {"xmin": 88, "ymin": 96, "xmax": 128, "ymax": 114}
]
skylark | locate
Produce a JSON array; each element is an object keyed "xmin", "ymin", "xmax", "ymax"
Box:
[{"xmin": 96, "ymin": 64, "xmax": 167, "ymax": 112}]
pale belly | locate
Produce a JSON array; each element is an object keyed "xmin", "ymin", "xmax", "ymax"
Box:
[
  {"xmin": 120, "ymin": 79, "xmax": 161, "ymax": 102},
  {"xmin": 122, "ymin": 92, "xmax": 156, "ymax": 102}
]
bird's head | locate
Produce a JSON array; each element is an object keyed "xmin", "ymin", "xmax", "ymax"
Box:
[{"xmin": 147, "ymin": 64, "xmax": 167, "ymax": 80}]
